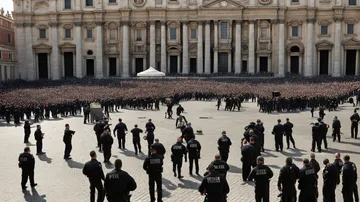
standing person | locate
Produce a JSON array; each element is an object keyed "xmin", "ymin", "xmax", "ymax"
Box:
[
  {"xmin": 104, "ymin": 159, "xmax": 137, "ymax": 202},
  {"xmin": 216, "ymin": 98, "xmax": 222, "ymax": 110},
  {"xmin": 100, "ymin": 129, "xmax": 113, "ymax": 164},
  {"xmin": 151, "ymin": 139, "xmax": 166, "ymax": 158},
  {"xmin": 332, "ymin": 116, "xmax": 342, "ymax": 142},
  {"xmin": 18, "ymin": 147, "xmax": 37, "ymax": 189},
  {"xmin": 217, "ymin": 131, "xmax": 232, "ymax": 162},
  {"xmin": 146, "ymin": 119, "xmax": 156, "ymax": 156},
  {"xmin": 255, "ymin": 120, "xmax": 265, "ymax": 152},
  {"xmin": 94, "ymin": 120, "xmax": 104, "ymax": 152},
  {"xmin": 298, "ymin": 158, "xmax": 318, "ymax": 202},
  {"xmin": 248, "ymin": 156, "xmax": 274, "ymax": 202},
  {"xmin": 23, "ymin": 120, "xmax": 32, "ymax": 143},
  {"xmin": 82, "ymin": 151, "xmax": 105, "ymax": 202},
  {"xmin": 187, "ymin": 136, "xmax": 201, "ymax": 176},
  {"xmin": 334, "ymin": 153, "xmax": 344, "ymax": 179},
  {"xmin": 143, "ymin": 148, "xmax": 163, "ymax": 202},
  {"xmin": 113, "ymin": 118, "xmax": 128, "ymax": 149},
  {"xmin": 318, "ymin": 118, "xmax": 329, "ymax": 149},
  {"xmin": 63, "ymin": 124, "xmax": 75, "ymax": 160},
  {"xmin": 323, "ymin": 158, "xmax": 340, "ymax": 202},
  {"xmin": 310, "ymin": 153, "xmax": 321, "ymax": 178},
  {"xmin": 198, "ymin": 164, "xmax": 230, "ymax": 202},
  {"xmin": 342, "ymin": 155, "xmax": 358, "ymax": 202},
  {"xmin": 241, "ymin": 139, "xmax": 257, "ymax": 181},
  {"xmin": 130, "ymin": 124, "xmax": 143, "ymax": 155},
  {"xmin": 272, "ymin": 119, "xmax": 284, "ymax": 152},
  {"xmin": 350, "ymin": 110, "xmax": 360, "ymax": 139},
  {"xmin": 311, "ymin": 122, "xmax": 322, "ymax": 153},
  {"xmin": 311, "ymin": 107, "xmax": 315, "ymax": 118},
  {"xmin": 319, "ymin": 107, "xmax": 326, "ymax": 119},
  {"xmin": 278, "ymin": 157, "xmax": 300, "ymax": 202},
  {"xmin": 205, "ymin": 154, "xmax": 230, "ymax": 178},
  {"xmin": 34, "ymin": 125, "xmax": 45, "ymax": 155},
  {"xmin": 284, "ymin": 118, "xmax": 296, "ymax": 149},
  {"xmin": 171, "ymin": 137, "xmax": 187, "ymax": 179}
]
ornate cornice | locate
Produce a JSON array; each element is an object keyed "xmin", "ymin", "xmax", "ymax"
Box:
[
  {"xmin": 307, "ymin": 18, "xmax": 316, "ymax": 24},
  {"xmin": 181, "ymin": 20, "xmax": 189, "ymax": 25},
  {"xmin": 334, "ymin": 16, "xmax": 343, "ymax": 22},
  {"xmin": 23, "ymin": 22, "xmax": 35, "ymax": 27},
  {"xmin": 48, "ymin": 22, "xmax": 59, "ymax": 27},
  {"xmin": 14, "ymin": 23, "xmax": 24, "ymax": 27},
  {"xmin": 120, "ymin": 20, "xmax": 130, "ymax": 26},
  {"xmin": 249, "ymin": 20, "xmax": 256, "ymax": 24},
  {"xmin": 74, "ymin": 22, "xmax": 83, "ymax": 27},
  {"xmin": 270, "ymin": 19, "xmax": 278, "ymax": 24},
  {"xmin": 95, "ymin": 21, "xmax": 104, "ymax": 26}
]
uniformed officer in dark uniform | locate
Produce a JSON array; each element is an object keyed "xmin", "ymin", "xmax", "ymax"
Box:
[
  {"xmin": 318, "ymin": 118, "xmax": 329, "ymax": 149},
  {"xmin": 198, "ymin": 164, "xmax": 230, "ymax": 202},
  {"xmin": 113, "ymin": 118, "xmax": 128, "ymax": 149},
  {"xmin": 63, "ymin": 124, "xmax": 75, "ymax": 160},
  {"xmin": 130, "ymin": 124, "xmax": 143, "ymax": 155},
  {"xmin": 104, "ymin": 159, "xmax": 137, "ymax": 202},
  {"xmin": 255, "ymin": 120, "xmax": 265, "ymax": 152},
  {"xmin": 82, "ymin": 151, "xmax": 105, "ymax": 202},
  {"xmin": 311, "ymin": 122, "xmax": 322, "ymax": 153},
  {"xmin": 298, "ymin": 158, "xmax": 317, "ymax": 202},
  {"xmin": 248, "ymin": 156, "xmax": 273, "ymax": 202},
  {"xmin": 334, "ymin": 153, "xmax": 344, "ymax": 180},
  {"xmin": 241, "ymin": 139, "xmax": 257, "ymax": 181},
  {"xmin": 151, "ymin": 138, "xmax": 166, "ymax": 158},
  {"xmin": 143, "ymin": 147, "xmax": 163, "ymax": 202},
  {"xmin": 278, "ymin": 157, "xmax": 300, "ymax": 202},
  {"xmin": 18, "ymin": 147, "xmax": 37, "ymax": 189},
  {"xmin": 284, "ymin": 118, "xmax": 296, "ymax": 149},
  {"xmin": 94, "ymin": 120, "xmax": 104, "ymax": 151},
  {"xmin": 100, "ymin": 128, "xmax": 113, "ymax": 164},
  {"xmin": 34, "ymin": 125, "xmax": 45, "ymax": 155},
  {"xmin": 187, "ymin": 136, "xmax": 201, "ymax": 175},
  {"xmin": 272, "ymin": 119, "xmax": 284, "ymax": 152},
  {"xmin": 23, "ymin": 120, "xmax": 32, "ymax": 143},
  {"xmin": 342, "ymin": 155, "xmax": 358, "ymax": 202},
  {"xmin": 217, "ymin": 131, "xmax": 232, "ymax": 162},
  {"xmin": 205, "ymin": 154, "xmax": 230, "ymax": 178},
  {"xmin": 323, "ymin": 158, "xmax": 340, "ymax": 202},
  {"xmin": 146, "ymin": 119, "xmax": 156, "ymax": 156},
  {"xmin": 350, "ymin": 110, "xmax": 360, "ymax": 139},
  {"xmin": 332, "ymin": 116, "xmax": 342, "ymax": 142},
  {"xmin": 171, "ymin": 137, "xmax": 187, "ymax": 179}
]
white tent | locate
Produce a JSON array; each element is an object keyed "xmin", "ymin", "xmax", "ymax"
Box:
[{"xmin": 137, "ymin": 67, "xmax": 165, "ymax": 77}]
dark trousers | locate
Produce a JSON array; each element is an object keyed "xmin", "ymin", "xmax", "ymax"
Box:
[
  {"xmin": 255, "ymin": 186, "xmax": 269, "ymax": 202},
  {"xmin": 147, "ymin": 138, "xmax": 154, "ymax": 156},
  {"xmin": 149, "ymin": 174, "xmax": 162, "ymax": 202},
  {"xmin": 24, "ymin": 132, "xmax": 30, "ymax": 143},
  {"xmin": 36, "ymin": 141, "xmax": 43, "ymax": 154},
  {"xmin": 189, "ymin": 157, "xmax": 199, "ymax": 174},
  {"xmin": 133, "ymin": 138, "xmax": 141, "ymax": 154},
  {"xmin": 351, "ymin": 123, "xmax": 358, "ymax": 138},
  {"xmin": 298, "ymin": 191, "xmax": 316, "ymax": 202},
  {"xmin": 103, "ymin": 146, "xmax": 111, "ymax": 162},
  {"xmin": 117, "ymin": 135, "xmax": 126, "ymax": 149},
  {"xmin": 323, "ymin": 185, "xmax": 336, "ymax": 202},
  {"xmin": 311, "ymin": 136, "xmax": 322, "ymax": 152},
  {"xmin": 242, "ymin": 163, "xmax": 251, "ymax": 181},
  {"xmin": 64, "ymin": 143, "xmax": 72, "ymax": 158},
  {"xmin": 281, "ymin": 188, "xmax": 296, "ymax": 202},
  {"xmin": 354, "ymin": 184, "xmax": 359, "ymax": 202},
  {"xmin": 322, "ymin": 134, "xmax": 328, "ymax": 149},
  {"xmin": 274, "ymin": 135, "xmax": 283, "ymax": 151},
  {"xmin": 259, "ymin": 134, "xmax": 264, "ymax": 151},
  {"xmin": 21, "ymin": 170, "xmax": 35, "ymax": 188},
  {"xmin": 89, "ymin": 180, "xmax": 104, "ymax": 202},
  {"xmin": 96, "ymin": 133, "xmax": 101, "ymax": 150},
  {"xmin": 219, "ymin": 151, "xmax": 229, "ymax": 162},
  {"xmin": 333, "ymin": 129, "xmax": 341, "ymax": 142},
  {"xmin": 84, "ymin": 113, "xmax": 90, "ymax": 123},
  {"xmin": 343, "ymin": 186, "xmax": 355, "ymax": 202},
  {"xmin": 285, "ymin": 133, "xmax": 296, "ymax": 148},
  {"xmin": 173, "ymin": 159, "xmax": 183, "ymax": 176}
]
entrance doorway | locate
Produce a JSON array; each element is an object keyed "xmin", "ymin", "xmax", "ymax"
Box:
[
  {"xmin": 319, "ymin": 50, "xmax": 329, "ymax": 75},
  {"xmin": 290, "ymin": 56, "xmax": 299, "ymax": 74},
  {"xmin": 109, "ymin": 58, "xmax": 116, "ymax": 76},
  {"xmin": 86, "ymin": 59, "xmax": 95, "ymax": 77},
  {"xmin": 64, "ymin": 52, "xmax": 74, "ymax": 77},
  {"xmin": 218, "ymin": 53, "xmax": 228, "ymax": 73},
  {"xmin": 259, "ymin": 57, "xmax": 268, "ymax": 72},
  {"xmin": 190, "ymin": 58, "xmax": 197, "ymax": 73},
  {"xmin": 170, "ymin": 56, "xmax": 178, "ymax": 73},
  {"xmin": 135, "ymin": 58, "xmax": 143, "ymax": 74},
  {"xmin": 346, "ymin": 50, "xmax": 356, "ymax": 75},
  {"xmin": 38, "ymin": 53, "xmax": 48, "ymax": 79},
  {"xmin": 242, "ymin": 61, "xmax": 247, "ymax": 73}
]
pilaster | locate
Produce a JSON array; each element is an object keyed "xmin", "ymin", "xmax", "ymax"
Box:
[{"xmin": 182, "ymin": 21, "xmax": 189, "ymax": 74}]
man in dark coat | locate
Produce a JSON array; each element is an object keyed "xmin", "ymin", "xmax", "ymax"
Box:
[
  {"xmin": 113, "ymin": 118, "xmax": 128, "ymax": 149},
  {"xmin": 34, "ymin": 125, "xmax": 45, "ymax": 155},
  {"xmin": 284, "ymin": 118, "xmax": 296, "ymax": 149},
  {"xmin": 350, "ymin": 110, "xmax": 360, "ymax": 139},
  {"xmin": 100, "ymin": 129, "xmax": 113, "ymax": 164},
  {"xmin": 145, "ymin": 119, "xmax": 156, "ymax": 156},
  {"xmin": 63, "ymin": 124, "xmax": 75, "ymax": 160},
  {"xmin": 83, "ymin": 151, "xmax": 105, "ymax": 202},
  {"xmin": 130, "ymin": 124, "xmax": 143, "ymax": 155},
  {"xmin": 272, "ymin": 119, "xmax": 284, "ymax": 152},
  {"xmin": 18, "ymin": 147, "xmax": 37, "ymax": 189},
  {"xmin": 332, "ymin": 116, "xmax": 342, "ymax": 142}
]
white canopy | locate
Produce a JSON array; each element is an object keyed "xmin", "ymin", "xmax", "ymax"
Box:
[{"xmin": 137, "ymin": 67, "xmax": 165, "ymax": 77}]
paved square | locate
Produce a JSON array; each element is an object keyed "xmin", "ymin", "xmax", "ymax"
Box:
[{"xmin": 1, "ymin": 100, "xmax": 359, "ymax": 202}]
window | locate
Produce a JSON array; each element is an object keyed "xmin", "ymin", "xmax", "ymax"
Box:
[
  {"xmin": 136, "ymin": 30, "xmax": 142, "ymax": 41},
  {"xmin": 110, "ymin": 29, "xmax": 116, "ymax": 40},
  {"xmin": 7, "ymin": 34, "xmax": 11, "ymax": 43},
  {"xmin": 0, "ymin": 51, "xmax": 2, "ymax": 59},
  {"xmin": 348, "ymin": 24, "xmax": 354, "ymax": 34},
  {"xmin": 321, "ymin": 25, "xmax": 328, "ymax": 35},
  {"xmin": 109, "ymin": 0, "xmax": 116, "ymax": 2},
  {"xmin": 39, "ymin": 29, "xmax": 46, "ymax": 39},
  {"xmin": 191, "ymin": 29, "xmax": 197, "ymax": 39},
  {"xmin": 65, "ymin": 0, "xmax": 71, "ymax": 9},
  {"xmin": 86, "ymin": 0, "xmax": 93, "ymax": 6},
  {"xmin": 170, "ymin": 29, "xmax": 176, "ymax": 40},
  {"xmin": 260, "ymin": 27, "xmax": 267, "ymax": 38},
  {"xmin": 349, "ymin": 0, "xmax": 357, "ymax": 5},
  {"xmin": 221, "ymin": 22, "xmax": 228, "ymax": 39},
  {"xmin": 8, "ymin": 22, "xmax": 11, "ymax": 28},
  {"xmin": 291, "ymin": 26, "xmax": 298, "ymax": 37},
  {"xmin": 8, "ymin": 54, "xmax": 12, "ymax": 60},
  {"xmin": 291, "ymin": 0, "xmax": 299, "ymax": 2},
  {"xmin": 87, "ymin": 29, "xmax": 93, "ymax": 38},
  {"xmin": 65, "ymin": 29, "xmax": 71, "ymax": 38}
]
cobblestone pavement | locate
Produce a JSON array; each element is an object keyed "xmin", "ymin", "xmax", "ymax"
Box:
[{"xmin": 1, "ymin": 100, "xmax": 359, "ymax": 202}]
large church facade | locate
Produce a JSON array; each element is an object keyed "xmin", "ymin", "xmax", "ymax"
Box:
[{"xmin": 12, "ymin": 0, "xmax": 360, "ymax": 80}]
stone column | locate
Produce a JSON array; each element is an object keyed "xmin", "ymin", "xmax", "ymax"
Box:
[
  {"xmin": 248, "ymin": 20, "xmax": 255, "ymax": 74},
  {"xmin": 1, "ymin": 66, "xmax": 5, "ymax": 81},
  {"xmin": 333, "ymin": 18, "xmax": 342, "ymax": 77},
  {"xmin": 235, "ymin": 20, "xmax": 242, "ymax": 73},
  {"xmin": 122, "ymin": 21, "xmax": 130, "ymax": 77},
  {"xmin": 356, "ymin": 50, "xmax": 359, "ymax": 75},
  {"xmin": 305, "ymin": 19, "xmax": 315, "ymax": 77},
  {"xmin": 278, "ymin": 19, "xmax": 285, "ymax": 77},
  {"xmin": 6, "ymin": 66, "xmax": 11, "ymax": 80},
  {"xmin": 15, "ymin": 23, "xmax": 25, "ymax": 79},
  {"xmin": 213, "ymin": 20, "xmax": 219, "ymax": 73},
  {"xmin": 150, "ymin": 21, "xmax": 156, "ymax": 68},
  {"xmin": 204, "ymin": 21, "xmax": 211, "ymax": 74},
  {"xmin": 197, "ymin": 21, "xmax": 204, "ymax": 74},
  {"xmin": 161, "ymin": 21, "xmax": 166, "ymax": 73},
  {"xmin": 74, "ymin": 22, "xmax": 83, "ymax": 78},
  {"xmin": 182, "ymin": 21, "xmax": 189, "ymax": 73},
  {"xmin": 75, "ymin": 0, "xmax": 81, "ymax": 10},
  {"xmin": 95, "ymin": 21, "xmax": 104, "ymax": 78},
  {"xmin": 24, "ymin": 22, "xmax": 34, "ymax": 80},
  {"xmin": 49, "ymin": 22, "xmax": 60, "ymax": 80}
]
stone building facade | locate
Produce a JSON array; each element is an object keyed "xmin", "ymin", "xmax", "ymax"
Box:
[
  {"xmin": 12, "ymin": 0, "xmax": 360, "ymax": 80},
  {"xmin": 0, "ymin": 9, "xmax": 16, "ymax": 81}
]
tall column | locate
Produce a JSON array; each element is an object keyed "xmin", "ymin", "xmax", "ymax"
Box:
[
  {"xmin": 235, "ymin": 20, "xmax": 242, "ymax": 73},
  {"xmin": 160, "ymin": 21, "xmax": 166, "ymax": 73},
  {"xmin": 278, "ymin": 19, "xmax": 285, "ymax": 77},
  {"xmin": 49, "ymin": 22, "xmax": 60, "ymax": 80},
  {"xmin": 248, "ymin": 20, "xmax": 255, "ymax": 74},
  {"xmin": 75, "ymin": 22, "xmax": 83, "ymax": 78},
  {"xmin": 150, "ymin": 21, "xmax": 156, "ymax": 68},
  {"xmin": 356, "ymin": 50, "xmax": 359, "ymax": 75},
  {"xmin": 197, "ymin": 21, "xmax": 203, "ymax": 74},
  {"xmin": 122, "ymin": 21, "xmax": 130, "ymax": 77},
  {"xmin": 1, "ymin": 66, "xmax": 5, "ymax": 80},
  {"xmin": 24, "ymin": 22, "xmax": 34, "ymax": 80},
  {"xmin": 182, "ymin": 21, "xmax": 189, "ymax": 73},
  {"xmin": 95, "ymin": 21, "xmax": 104, "ymax": 78},
  {"xmin": 333, "ymin": 18, "xmax": 342, "ymax": 77},
  {"xmin": 75, "ymin": 0, "xmax": 81, "ymax": 10},
  {"xmin": 204, "ymin": 21, "xmax": 211, "ymax": 74},
  {"xmin": 305, "ymin": 19, "xmax": 315, "ymax": 77},
  {"xmin": 213, "ymin": 20, "xmax": 219, "ymax": 73},
  {"xmin": 15, "ymin": 23, "xmax": 25, "ymax": 79}
]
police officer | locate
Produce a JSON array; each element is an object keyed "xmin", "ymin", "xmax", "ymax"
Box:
[
  {"xmin": 104, "ymin": 159, "xmax": 137, "ymax": 202},
  {"xmin": 187, "ymin": 136, "xmax": 201, "ymax": 175},
  {"xmin": 278, "ymin": 157, "xmax": 299, "ymax": 202},
  {"xmin": 94, "ymin": 120, "xmax": 104, "ymax": 151},
  {"xmin": 217, "ymin": 131, "xmax": 232, "ymax": 162},
  {"xmin": 23, "ymin": 120, "xmax": 32, "ymax": 143},
  {"xmin": 248, "ymin": 156, "xmax": 273, "ymax": 202},
  {"xmin": 146, "ymin": 119, "xmax": 156, "ymax": 156},
  {"xmin": 18, "ymin": 147, "xmax": 37, "ymax": 189},
  {"xmin": 100, "ymin": 128, "xmax": 113, "ymax": 164},
  {"xmin": 318, "ymin": 118, "xmax": 329, "ymax": 149},
  {"xmin": 310, "ymin": 153, "xmax": 321, "ymax": 178},
  {"xmin": 323, "ymin": 158, "xmax": 340, "ymax": 202},
  {"xmin": 334, "ymin": 153, "xmax": 344, "ymax": 179},
  {"xmin": 143, "ymin": 147, "xmax": 163, "ymax": 202},
  {"xmin": 350, "ymin": 110, "xmax": 360, "ymax": 139},
  {"xmin": 171, "ymin": 137, "xmax": 187, "ymax": 179},
  {"xmin": 113, "ymin": 118, "xmax": 128, "ymax": 149},
  {"xmin": 298, "ymin": 158, "xmax": 317, "ymax": 202},
  {"xmin": 311, "ymin": 122, "xmax": 322, "ymax": 153},
  {"xmin": 82, "ymin": 151, "xmax": 105, "ymax": 202},
  {"xmin": 198, "ymin": 164, "xmax": 230, "ymax": 202},
  {"xmin": 34, "ymin": 125, "xmax": 45, "ymax": 155},
  {"xmin": 241, "ymin": 139, "xmax": 257, "ymax": 181},
  {"xmin": 342, "ymin": 155, "xmax": 358, "ymax": 202},
  {"xmin": 151, "ymin": 138, "xmax": 166, "ymax": 158},
  {"xmin": 63, "ymin": 124, "xmax": 75, "ymax": 160},
  {"xmin": 272, "ymin": 119, "xmax": 284, "ymax": 152},
  {"xmin": 284, "ymin": 118, "xmax": 296, "ymax": 149},
  {"xmin": 332, "ymin": 116, "xmax": 342, "ymax": 142},
  {"xmin": 83, "ymin": 105, "xmax": 90, "ymax": 124},
  {"xmin": 205, "ymin": 154, "xmax": 230, "ymax": 178},
  {"xmin": 130, "ymin": 124, "xmax": 143, "ymax": 155},
  {"xmin": 182, "ymin": 123, "xmax": 194, "ymax": 143},
  {"xmin": 255, "ymin": 120, "xmax": 265, "ymax": 152}
]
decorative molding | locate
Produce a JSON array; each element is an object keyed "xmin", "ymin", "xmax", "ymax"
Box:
[
  {"xmin": 287, "ymin": 20, "xmax": 303, "ymax": 26},
  {"xmin": 48, "ymin": 22, "xmax": 59, "ymax": 27},
  {"xmin": 120, "ymin": 21, "xmax": 130, "ymax": 26},
  {"xmin": 344, "ymin": 18, "xmax": 359, "ymax": 24},
  {"xmin": 34, "ymin": 1, "xmax": 50, "ymax": 10},
  {"xmin": 318, "ymin": 19, "xmax": 333, "ymax": 26},
  {"xmin": 160, "ymin": 21, "xmax": 167, "ymax": 26},
  {"xmin": 278, "ymin": 19, "xmax": 285, "ymax": 24},
  {"xmin": 249, "ymin": 20, "xmax": 256, "ymax": 24},
  {"xmin": 133, "ymin": 0, "xmax": 147, "ymax": 7},
  {"xmin": 258, "ymin": 0, "xmax": 272, "ymax": 5},
  {"xmin": 104, "ymin": 22, "xmax": 119, "ymax": 29},
  {"xmin": 307, "ymin": 18, "xmax": 316, "ymax": 24},
  {"xmin": 36, "ymin": 24, "xmax": 49, "ymax": 29},
  {"xmin": 204, "ymin": 20, "xmax": 211, "ymax": 25},
  {"xmin": 62, "ymin": 23, "xmax": 74, "ymax": 29},
  {"xmin": 181, "ymin": 21, "xmax": 189, "ymax": 25},
  {"xmin": 95, "ymin": 21, "xmax": 104, "ymax": 26},
  {"xmin": 286, "ymin": 41, "xmax": 304, "ymax": 54},
  {"xmin": 235, "ymin": 20, "xmax": 243, "ymax": 25},
  {"xmin": 23, "ymin": 22, "xmax": 35, "ymax": 27},
  {"xmin": 167, "ymin": 21, "xmax": 180, "ymax": 29},
  {"xmin": 14, "ymin": 23, "xmax": 24, "ymax": 28},
  {"xmin": 84, "ymin": 23, "xmax": 96, "ymax": 29},
  {"xmin": 74, "ymin": 22, "xmax": 83, "ymax": 27}
]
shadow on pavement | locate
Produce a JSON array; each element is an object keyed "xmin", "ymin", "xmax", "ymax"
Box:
[
  {"xmin": 23, "ymin": 188, "xmax": 47, "ymax": 202},
  {"xmin": 228, "ymin": 164, "xmax": 242, "ymax": 174},
  {"xmin": 177, "ymin": 178, "xmax": 200, "ymax": 189},
  {"xmin": 120, "ymin": 149, "xmax": 146, "ymax": 160},
  {"xmin": 38, "ymin": 154, "xmax": 52, "ymax": 164},
  {"xmin": 66, "ymin": 159, "xmax": 84, "ymax": 169},
  {"xmin": 162, "ymin": 178, "xmax": 177, "ymax": 191}
]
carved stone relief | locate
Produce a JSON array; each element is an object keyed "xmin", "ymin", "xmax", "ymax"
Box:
[
  {"xmin": 133, "ymin": 0, "xmax": 146, "ymax": 7},
  {"xmin": 258, "ymin": 0, "xmax": 272, "ymax": 5}
]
